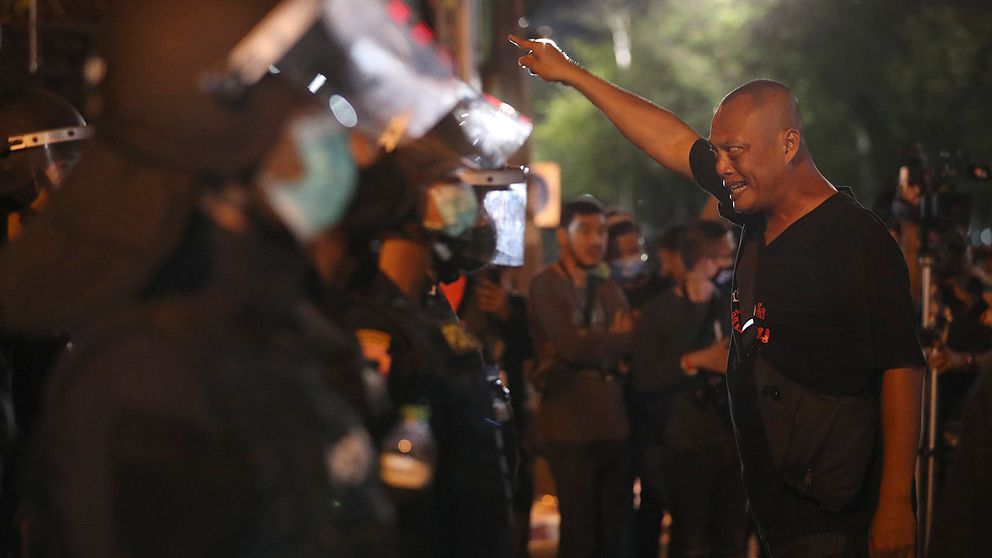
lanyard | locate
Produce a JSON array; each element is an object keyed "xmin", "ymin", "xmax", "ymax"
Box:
[{"xmin": 557, "ymin": 262, "xmax": 599, "ymax": 327}]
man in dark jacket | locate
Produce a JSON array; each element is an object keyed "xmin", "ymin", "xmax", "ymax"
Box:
[{"xmin": 528, "ymin": 195, "xmax": 634, "ymax": 558}]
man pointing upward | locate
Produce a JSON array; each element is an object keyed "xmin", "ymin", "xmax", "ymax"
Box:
[{"xmin": 510, "ymin": 35, "xmax": 925, "ymax": 558}]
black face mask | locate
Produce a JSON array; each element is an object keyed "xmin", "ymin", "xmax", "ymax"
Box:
[{"xmin": 433, "ymin": 221, "xmax": 497, "ymax": 285}]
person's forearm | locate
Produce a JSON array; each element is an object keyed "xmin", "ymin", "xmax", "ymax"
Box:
[
  {"xmin": 563, "ymin": 65, "xmax": 701, "ymax": 179},
  {"xmin": 878, "ymin": 367, "xmax": 924, "ymax": 502},
  {"xmin": 684, "ymin": 345, "xmax": 729, "ymax": 373},
  {"xmin": 553, "ymin": 328, "xmax": 632, "ymax": 367}
]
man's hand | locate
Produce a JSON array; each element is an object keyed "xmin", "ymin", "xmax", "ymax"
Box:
[
  {"xmin": 508, "ymin": 34, "xmax": 580, "ymax": 84},
  {"xmin": 507, "ymin": 34, "xmax": 700, "ymax": 179},
  {"xmin": 688, "ymin": 338, "xmax": 730, "ymax": 373},
  {"xmin": 869, "ymin": 497, "xmax": 916, "ymax": 558},
  {"xmin": 609, "ymin": 309, "xmax": 634, "ymax": 334}
]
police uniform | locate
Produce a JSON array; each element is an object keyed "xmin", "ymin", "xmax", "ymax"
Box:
[
  {"xmin": 29, "ymin": 216, "xmax": 394, "ymax": 558},
  {"xmin": 343, "ymin": 271, "xmax": 513, "ymax": 558}
]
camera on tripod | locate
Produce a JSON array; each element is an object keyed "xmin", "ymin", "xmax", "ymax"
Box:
[{"xmin": 898, "ymin": 147, "xmax": 991, "ymax": 233}]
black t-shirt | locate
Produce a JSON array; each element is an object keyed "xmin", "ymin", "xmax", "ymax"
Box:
[
  {"xmin": 688, "ymin": 138, "xmax": 926, "ymax": 539},
  {"xmin": 688, "ymin": 139, "xmax": 924, "ymax": 392}
]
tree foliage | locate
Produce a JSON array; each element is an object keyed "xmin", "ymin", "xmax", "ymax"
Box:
[{"xmin": 524, "ymin": 0, "xmax": 992, "ymax": 233}]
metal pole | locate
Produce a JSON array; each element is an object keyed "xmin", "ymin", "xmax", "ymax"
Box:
[
  {"xmin": 28, "ymin": 0, "xmax": 39, "ymax": 74},
  {"xmin": 916, "ymin": 252, "xmax": 939, "ymax": 557}
]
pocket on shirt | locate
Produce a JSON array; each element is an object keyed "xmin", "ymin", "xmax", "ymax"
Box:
[{"xmin": 754, "ymin": 359, "xmax": 877, "ymax": 511}]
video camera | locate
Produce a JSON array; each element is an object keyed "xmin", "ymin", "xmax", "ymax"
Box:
[{"xmin": 897, "ymin": 147, "xmax": 990, "ymax": 232}]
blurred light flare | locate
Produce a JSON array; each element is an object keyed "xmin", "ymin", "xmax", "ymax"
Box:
[
  {"xmin": 387, "ymin": 0, "xmax": 412, "ymax": 24},
  {"xmin": 411, "ymin": 22, "xmax": 434, "ymax": 46},
  {"xmin": 329, "ymin": 94, "xmax": 358, "ymax": 128},
  {"xmin": 307, "ymin": 73, "xmax": 327, "ymax": 93}
]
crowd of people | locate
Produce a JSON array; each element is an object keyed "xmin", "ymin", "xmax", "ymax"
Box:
[{"xmin": 0, "ymin": 1, "xmax": 990, "ymax": 558}]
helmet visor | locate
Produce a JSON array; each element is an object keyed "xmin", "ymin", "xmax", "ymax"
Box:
[{"xmin": 218, "ymin": 0, "xmax": 530, "ymax": 165}]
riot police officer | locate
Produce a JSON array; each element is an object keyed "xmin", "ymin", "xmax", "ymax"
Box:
[
  {"xmin": 0, "ymin": 87, "xmax": 91, "ymax": 555},
  {"xmin": 0, "ymin": 1, "xmax": 398, "ymax": 556},
  {"xmin": 340, "ymin": 154, "xmax": 527, "ymax": 558}
]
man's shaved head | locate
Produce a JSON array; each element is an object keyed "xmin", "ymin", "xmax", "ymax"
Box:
[
  {"xmin": 708, "ymin": 79, "xmax": 816, "ymax": 214},
  {"xmin": 719, "ymin": 79, "xmax": 804, "ymax": 135}
]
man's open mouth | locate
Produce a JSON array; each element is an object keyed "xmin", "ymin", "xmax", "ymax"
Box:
[{"xmin": 726, "ymin": 180, "xmax": 749, "ymax": 195}]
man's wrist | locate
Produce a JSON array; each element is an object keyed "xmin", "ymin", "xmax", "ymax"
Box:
[
  {"xmin": 562, "ymin": 62, "xmax": 591, "ymax": 89},
  {"xmin": 878, "ymin": 492, "xmax": 913, "ymax": 504}
]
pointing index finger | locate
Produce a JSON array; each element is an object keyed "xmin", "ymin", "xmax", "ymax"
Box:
[{"xmin": 508, "ymin": 34, "xmax": 537, "ymax": 51}]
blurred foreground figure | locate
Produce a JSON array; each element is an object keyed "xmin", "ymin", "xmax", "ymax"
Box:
[
  {"xmin": 0, "ymin": 88, "xmax": 91, "ymax": 555},
  {"xmin": 929, "ymin": 361, "xmax": 992, "ymax": 558},
  {"xmin": 1, "ymin": 1, "xmax": 398, "ymax": 556},
  {"xmin": 316, "ymin": 9, "xmax": 533, "ymax": 553},
  {"xmin": 511, "ymin": 35, "xmax": 925, "ymax": 558}
]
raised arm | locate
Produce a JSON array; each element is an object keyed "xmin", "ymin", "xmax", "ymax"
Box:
[{"xmin": 509, "ymin": 34, "xmax": 701, "ymax": 180}]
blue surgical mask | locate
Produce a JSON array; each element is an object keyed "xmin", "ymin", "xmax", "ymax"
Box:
[
  {"xmin": 261, "ymin": 112, "xmax": 358, "ymax": 242},
  {"xmin": 610, "ymin": 254, "xmax": 645, "ymax": 281},
  {"xmin": 715, "ymin": 267, "xmax": 734, "ymax": 287},
  {"xmin": 423, "ymin": 182, "xmax": 479, "ymax": 238}
]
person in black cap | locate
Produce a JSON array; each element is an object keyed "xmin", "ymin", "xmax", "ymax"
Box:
[
  {"xmin": 511, "ymin": 35, "xmax": 925, "ymax": 558},
  {"xmin": 0, "ymin": 1, "xmax": 398, "ymax": 556}
]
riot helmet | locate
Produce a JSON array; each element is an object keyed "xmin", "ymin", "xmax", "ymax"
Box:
[
  {"xmin": 90, "ymin": 0, "xmax": 308, "ymax": 176},
  {"xmin": 0, "ymin": 0, "xmax": 339, "ymax": 332},
  {"xmin": 0, "ymin": 88, "xmax": 91, "ymax": 213}
]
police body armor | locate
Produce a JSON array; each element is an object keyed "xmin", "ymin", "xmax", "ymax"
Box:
[{"xmin": 343, "ymin": 272, "xmax": 513, "ymax": 558}]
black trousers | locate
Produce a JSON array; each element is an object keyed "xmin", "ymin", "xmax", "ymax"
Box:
[
  {"xmin": 766, "ymin": 531, "xmax": 868, "ymax": 558},
  {"xmin": 633, "ymin": 442, "xmax": 667, "ymax": 558},
  {"xmin": 544, "ymin": 439, "xmax": 631, "ymax": 558},
  {"xmin": 665, "ymin": 443, "xmax": 749, "ymax": 558}
]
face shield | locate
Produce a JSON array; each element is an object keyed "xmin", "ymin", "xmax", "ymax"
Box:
[
  {"xmin": 205, "ymin": 0, "xmax": 531, "ymax": 165},
  {"xmin": 204, "ymin": 0, "xmax": 532, "ymax": 253},
  {"xmin": 2, "ymin": 126, "xmax": 93, "ymax": 207},
  {"xmin": 424, "ymin": 167, "xmax": 527, "ymax": 282},
  {"xmin": 459, "ymin": 168, "xmax": 528, "ymax": 267}
]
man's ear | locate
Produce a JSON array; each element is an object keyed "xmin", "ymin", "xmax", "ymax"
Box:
[{"xmin": 784, "ymin": 129, "xmax": 802, "ymax": 163}]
